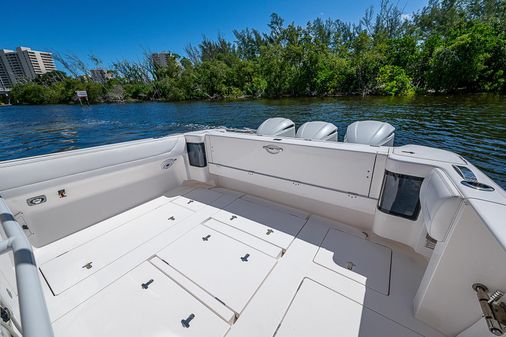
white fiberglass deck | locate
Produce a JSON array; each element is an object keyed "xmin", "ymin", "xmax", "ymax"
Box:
[{"xmin": 34, "ymin": 184, "xmax": 446, "ymax": 337}]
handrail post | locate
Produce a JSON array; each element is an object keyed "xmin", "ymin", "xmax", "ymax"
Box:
[{"xmin": 0, "ymin": 197, "xmax": 54, "ymax": 337}]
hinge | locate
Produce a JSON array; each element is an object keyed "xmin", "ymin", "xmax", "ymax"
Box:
[
  {"xmin": 425, "ymin": 233, "xmax": 437, "ymax": 250},
  {"xmin": 473, "ymin": 283, "xmax": 506, "ymax": 336},
  {"xmin": 14, "ymin": 212, "xmax": 33, "ymax": 237}
]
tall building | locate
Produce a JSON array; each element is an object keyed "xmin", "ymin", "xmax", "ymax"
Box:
[
  {"xmin": 0, "ymin": 47, "xmax": 56, "ymax": 89},
  {"xmin": 151, "ymin": 52, "xmax": 174, "ymax": 68},
  {"xmin": 90, "ymin": 69, "xmax": 114, "ymax": 83}
]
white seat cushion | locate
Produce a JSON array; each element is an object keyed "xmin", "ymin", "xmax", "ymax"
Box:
[{"xmin": 420, "ymin": 168, "xmax": 463, "ymax": 241}]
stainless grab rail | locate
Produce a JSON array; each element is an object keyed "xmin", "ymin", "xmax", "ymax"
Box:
[{"xmin": 0, "ymin": 197, "xmax": 54, "ymax": 337}]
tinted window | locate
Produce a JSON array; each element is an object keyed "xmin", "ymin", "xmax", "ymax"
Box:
[
  {"xmin": 378, "ymin": 171, "xmax": 424, "ymax": 220},
  {"xmin": 187, "ymin": 143, "xmax": 207, "ymax": 167}
]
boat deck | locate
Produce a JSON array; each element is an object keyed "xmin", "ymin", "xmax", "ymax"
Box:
[{"xmin": 33, "ymin": 183, "xmax": 446, "ymax": 337}]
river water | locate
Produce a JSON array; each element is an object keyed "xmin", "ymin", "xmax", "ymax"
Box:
[{"xmin": 0, "ymin": 95, "xmax": 505, "ymax": 188}]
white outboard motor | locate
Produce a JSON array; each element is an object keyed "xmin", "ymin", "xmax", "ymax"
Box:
[
  {"xmin": 344, "ymin": 120, "xmax": 395, "ymax": 146},
  {"xmin": 296, "ymin": 121, "xmax": 338, "ymax": 141},
  {"xmin": 256, "ymin": 118, "xmax": 295, "ymax": 137}
]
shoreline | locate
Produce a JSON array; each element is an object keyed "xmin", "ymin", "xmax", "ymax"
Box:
[{"xmin": 3, "ymin": 92, "xmax": 504, "ymax": 106}]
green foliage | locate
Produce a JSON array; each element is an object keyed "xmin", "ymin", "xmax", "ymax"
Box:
[
  {"xmin": 376, "ymin": 65, "xmax": 415, "ymax": 96},
  {"xmin": 33, "ymin": 70, "xmax": 69, "ymax": 86},
  {"xmin": 9, "ymin": 0, "xmax": 506, "ymax": 105},
  {"xmin": 10, "ymin": 73, "xmax": 105, "ymax": 104},
  {"xmin": 351, "ymin": 33, "xmax": 387, "ymax": 96},
  {"xmin": 11, "ymin": 83, "xmax": 48, "ymax": 104},
  {"xmin": 314, "ymin": 53, "xmax": 352, "ymax": 95},
  {"xmin": 123, "ymin": 82, "xmax": 152, "ymax": 101}
]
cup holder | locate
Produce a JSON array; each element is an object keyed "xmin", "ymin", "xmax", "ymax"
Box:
[{"xmin": 461, "ymin": 180, "xmax": 495, "ymax": 191}]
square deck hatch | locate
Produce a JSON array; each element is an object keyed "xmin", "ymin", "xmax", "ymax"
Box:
[
  {"xmin": 52, "ymin": 262, "xmax": 230, "ymax": 337},
  {"xmin": 156, "ymin": 220, "xmax": 277, "ymax": 314}
]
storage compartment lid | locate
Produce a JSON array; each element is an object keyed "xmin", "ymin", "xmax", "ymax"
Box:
[
  {"xmin": 40, "ymin": 202, "xmax": 193, "ymax": 295},
  {"xmin": 275, "ymin": 279, "xmax": 421, "ymax": 337},
  {"xmin": 157, "ymin": 223, "xmax": 276, "ymax": 314},
  {"xmin": 52, "ymin": 262, "xmax": 230, "ymax": 337},
  {"xmin": 313, "ymin": 229, "xmax": 392, "ymax": 295},
  {"xmin": 213, "ymin": 198, "xmax": 307, "ymax": 250}
]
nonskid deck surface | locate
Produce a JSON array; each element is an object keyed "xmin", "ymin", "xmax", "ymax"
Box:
[{"xmin": 34, "ymin": 184, "xmax": 446, "ymax": 337}]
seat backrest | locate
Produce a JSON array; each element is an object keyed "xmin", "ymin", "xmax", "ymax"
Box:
[{"xmin": 420, "ymin": 168, "xmax": 463, "ymax": 241}]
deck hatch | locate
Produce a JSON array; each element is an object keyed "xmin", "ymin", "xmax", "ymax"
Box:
[
  {"xmin": 171, "ymin": 188, "xmax": 224, "ymax": 211},
  {"xmin": 213, "ymin": 198, "xmax": 307, "ymax": 250},
  {"xmin": 52, "ymin": 262, "xmax": 230, "ymax": 337},
  {"xmin": 313, "ymin": 229, "xmax": 392, "ymax": 295},
  {"xmin": 274, "ymin": 278, "xmax": 421, "ymax": 337},
  {"xmin": 39, "ymin": 202, "xmax": 193, "ymax": 295},
  {"xmin": 156, "ymin": 222, "xmax": 276, "ymax": 314}
]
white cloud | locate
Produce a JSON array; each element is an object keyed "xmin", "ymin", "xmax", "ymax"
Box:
[{"xmin": 401, "ymin": 13, "xmax": 412, "ymax": 21}]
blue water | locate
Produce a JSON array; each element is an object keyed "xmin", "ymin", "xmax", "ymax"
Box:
[{"xmin": 1, "ymin": 96, "xmax": 505, "ymax": 188}]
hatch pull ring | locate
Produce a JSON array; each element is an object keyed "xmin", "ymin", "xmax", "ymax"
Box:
[
  {"xmin": 472, "ymin": 283, "xmax": 506, "ymax": 336},
  {"xmin": 141, "ymin": 279, "xmax": 154, "ymax": 289},
  {"xmin": 202, "ymin": 234, "xmax": 211, "ymax": 241},
  {"xmin": 82, "ymin": 262, "xmax": 93, "ymax": 270},
  {"xmin": 241, "ymin": 254, "xmax": 250, "ymax": 262},
  {"xmin": 181, "ymin": 313, "xmax": 195, "ymax": 328},
  {"xmin": 346, "ymin": 261, "xmax": 356, "ymax": 270}
]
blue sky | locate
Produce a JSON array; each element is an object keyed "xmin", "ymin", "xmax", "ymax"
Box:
[{"xmin": 3, "ymin": 0, "xmax": 426, "ymax": 68}]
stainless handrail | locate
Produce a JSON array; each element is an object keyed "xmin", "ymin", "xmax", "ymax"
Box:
[{"xmin": 0, "ymin": 197, "xmax": 54, "ymax": 337}]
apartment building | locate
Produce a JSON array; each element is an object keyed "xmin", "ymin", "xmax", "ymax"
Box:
[
  {"xmin": 151, "ymin": 52, "xmax": 175, "ymax": 68},
  {"xmin": 0, "ymin": 47, "xmax": 56, "ymax": 89},
  {"xmin": 90, "ymin": 69, "xmax": 114, "ymax": 83}
]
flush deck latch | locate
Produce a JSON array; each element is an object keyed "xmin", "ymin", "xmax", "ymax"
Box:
[
  {"xmin": 141, "ymin": 279, "xmax": 154, "ymax": 289},
  {"xmin": 82, "ymin": 262, "xmax": 93, "ymax": 270},
  {"xmin": 473, "ymin": 283, "xmax": 506, "ymax": 336},
  {"xmin": 181, "ymin": 313, "xmax": 195, "ymax": 328}
]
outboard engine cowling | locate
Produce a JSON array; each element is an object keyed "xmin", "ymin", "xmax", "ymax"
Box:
[
  {"xmin": 344, "ymin": 121, "xmax": 395, "ymax": 146},
  {"xmin": 256, "ymin": 118, "xmax": 295, "ymax": 137},
  {"xmin": 296, "ymin": 121, "xmax": 338, "ymax": 141}
]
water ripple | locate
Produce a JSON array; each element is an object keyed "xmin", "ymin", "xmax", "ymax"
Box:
[{"xmin": 0, "ymin": 95, "xmax": 504, "ymax": 189}]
